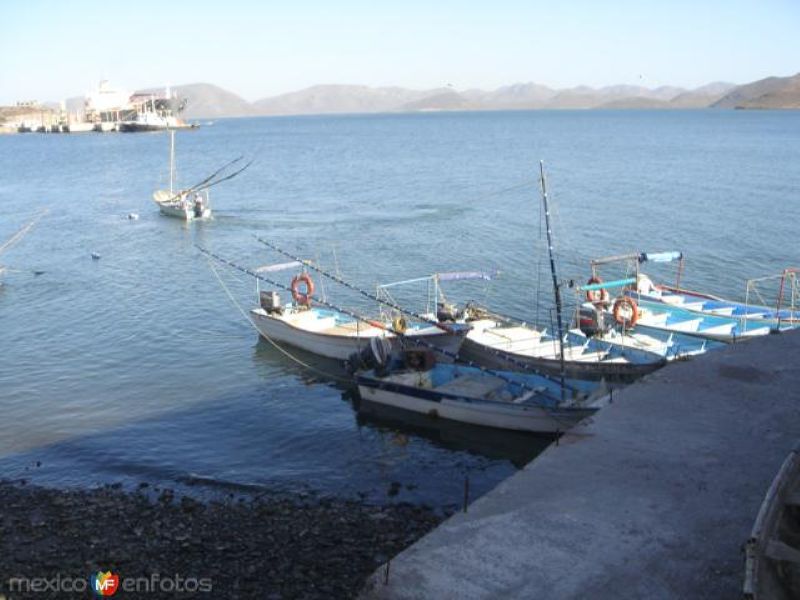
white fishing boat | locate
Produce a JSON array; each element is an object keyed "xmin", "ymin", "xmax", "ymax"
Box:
[
  {"xmin": 249, "ymin": 267, "xmax": 469, "ymax": 362},
  {"xmin": 355, "ymin": 350, "xmax": 601, "ymax": 434},
  {"xmin": 152, "ymin": 130, "xmax": 211, "ymax": 220},
  {"xmin": 377, "ymin": 273, "xmax": 680, "ymax": 381}
]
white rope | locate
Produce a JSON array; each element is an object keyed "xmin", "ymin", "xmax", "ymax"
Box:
[{"xmin": 206, "ymin": 258, "xmax": 352, "ymax": 383}]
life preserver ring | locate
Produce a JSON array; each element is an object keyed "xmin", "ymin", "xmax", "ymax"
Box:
[
  {"xmin": 613, "ymin": 297, "xmax": 638, "ymax": 328},
  {"xmin": 585, "ymin": 276, "xmax": 610, "ymax": 305},
  {"xmin": 290, "ymin": 273, "xmax": 314, "ymax": 306}
]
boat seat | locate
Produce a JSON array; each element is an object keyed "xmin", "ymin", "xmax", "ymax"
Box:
[
  {"xmin": 485, "ymin": 326, "xmax": 543, "ymax": 343},
  {"xmin": 435, "ymin": 375, "xmax": 506, "ymax": 398},
  {"xmin": 323, "ymin": 323, "xmax": 381, "ymax": 337}
]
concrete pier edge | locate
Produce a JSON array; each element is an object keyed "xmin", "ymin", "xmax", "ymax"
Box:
[{"xmin": 361, "ymin": 330, "xmax": 800, "ymax": 599}]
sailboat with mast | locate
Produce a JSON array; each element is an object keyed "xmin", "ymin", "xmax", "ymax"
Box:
[
  {"xmin": 152, "ymin": 131, "xmax": 251, "ymax": 221},
  {"xmin": 152, "ymin": 129, "xmax": 211, "ymax": 220}
]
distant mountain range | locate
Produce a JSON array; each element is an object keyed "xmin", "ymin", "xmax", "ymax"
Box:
[{"xmin": 135, "ymin": 72, "xmax": 800, "ymax": 118}]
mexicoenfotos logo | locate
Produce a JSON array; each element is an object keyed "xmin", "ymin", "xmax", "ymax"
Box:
[
  {"xmin": 8, "ymin": 571, "xmax": 212, "ymax": 594},
  {"xmin": 91, "ymin": 571, "xmax": 120, "ymax": 596}
]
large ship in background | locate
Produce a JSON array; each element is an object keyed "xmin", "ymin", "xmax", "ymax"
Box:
[
  {"xmin": 87, "ymin": 81, "xmax": 194, "ymax": 132},
  {"xmin": 5, "ymin": 80, "xmax": 195, "ymax": 133}
]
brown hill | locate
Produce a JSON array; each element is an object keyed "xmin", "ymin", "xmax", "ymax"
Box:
[{"xmin": 712, "ymin": 74, "xmax": 800, "ymax": 109}]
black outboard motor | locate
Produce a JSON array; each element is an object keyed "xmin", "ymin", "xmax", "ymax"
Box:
[
  {"xmin": 346, "ymin": 337, "xmax": 393, "ymax": 375},
  {"xmin": 577, "ymin": 302, "xmax": 609, "ymax": 337},
  {"xmin": 193, "ymin": 194, "xmax": 204, "ymax": 217},
  {"xmin": 437, "ymin": 302, "xmax": 460, "ymax": 323}
]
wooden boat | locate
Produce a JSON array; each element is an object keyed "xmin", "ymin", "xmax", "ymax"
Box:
[
  {"xmin": 249, "ymin": 270, "xmax": 469, "ymax": 362},
  {"xmin": 743, "ymin": 443, "xmax": 800, "ymax": 600},
  {"xmin": 355, "ymin": 350, "xmax": 601, "ymax": 434}
]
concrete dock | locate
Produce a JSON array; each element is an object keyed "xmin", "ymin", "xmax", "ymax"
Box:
[{"xmin": 361, "ymin": 330, "xmax": 800, "ymax": 599}]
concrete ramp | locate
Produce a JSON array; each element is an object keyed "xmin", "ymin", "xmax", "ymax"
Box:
[{"xmin": 361, "ymin": 330, "xmax": 800, "ymax": 599}]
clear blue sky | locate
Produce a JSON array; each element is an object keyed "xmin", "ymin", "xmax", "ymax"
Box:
[{"xmin": 1, "ymin": 0, "xmax": 797, "ymax": 103}]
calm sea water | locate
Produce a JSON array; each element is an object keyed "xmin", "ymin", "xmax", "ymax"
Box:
[{"xmin": 1, "ymin": 110, "xmax": 798, "ymax": 505}]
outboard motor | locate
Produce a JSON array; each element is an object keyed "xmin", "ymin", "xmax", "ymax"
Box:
[
  {"xmin": 403, "ymin": 349, "xmax": 436, "ymax": 371},
  {"xmin": 259, "ymin": 291, "xmax": 282, "ymax": 314},
  {"xmin": 346, "ymin": 337, "xmax": 393, "ymax": 375},
  {"xmin": 577, "ymin": 302, "xmax": 609, "ymax": 337},
  {"xmin": 437, "ymin": 301, "xmax": 460, "ymax": 323},
  {"xmin": 193, "ymin": 194, "xmax": 204, "ymax": 217}
]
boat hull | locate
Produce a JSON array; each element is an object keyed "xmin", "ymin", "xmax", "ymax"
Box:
[
  {"xmin": 458, "ymin": 336, "xmax": 664, "ymax": 381},
  {"xmin": 356, "ymin": 375, "xmax": 595, "ymax": 433},
  {"xmin": 250, "ymin": 308, "xmax": 466, "ymax": 362},
  {"xmin": 156, "ymin": 202, "xmax": 211, "ymax": 220}
]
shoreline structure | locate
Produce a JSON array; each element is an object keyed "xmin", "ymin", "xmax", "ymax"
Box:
[{"xmin": 361, "ymin": 329, "xmax": 800, "ymax": 599}]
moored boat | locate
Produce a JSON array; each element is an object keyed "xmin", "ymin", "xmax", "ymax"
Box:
[
  {"xmin": 590, "ymin": 251, "xmax": 800, "ymax": 333},
  {"xmin": 355, "ymin": 349, "xmax": 601, "ymax": 434},
  {"xmin": 250, "ymin": 271, "xmax": 469, "ymax": 362}
]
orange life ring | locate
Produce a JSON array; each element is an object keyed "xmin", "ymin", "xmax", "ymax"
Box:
[
  {"xmin": 290, "ymin": 273, "xmax": 314, "ymax": 306},
  {"xmin": 613, "ymin": 297, "xmax": 639, "ymax": 328},
  {"xmin": 585, "ymin": 276, "xmax": 610, "ymax": 305}
]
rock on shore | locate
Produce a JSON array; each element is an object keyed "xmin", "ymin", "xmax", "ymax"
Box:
[{"xmin": 0, "ymin": 481, "xmax": 444, "ymax": 599}]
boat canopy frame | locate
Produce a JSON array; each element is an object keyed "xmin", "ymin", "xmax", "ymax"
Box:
[
  {"xmin": 745, "ymin": 268, "xmax": 799, "ymax": 328},
  {"xmin": 590, "ymin": 250, "xmax": 685, "ymax": 290}
]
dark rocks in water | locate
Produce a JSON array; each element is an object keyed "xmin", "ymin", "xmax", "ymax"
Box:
[{"xmin": 0, "ymin": 481, "xmax": 443, "ymax": 599}]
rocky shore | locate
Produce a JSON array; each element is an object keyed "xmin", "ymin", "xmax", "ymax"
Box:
[{"xmin": 0, "ymin": 480, "xmax": 446, "ymax": 599}]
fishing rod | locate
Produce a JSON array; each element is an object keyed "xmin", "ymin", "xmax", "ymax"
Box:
[
  {"xmin": 196, "ymin": 244, "xmax": 585, "ymax": 398},
  {"xmin": 255, "ymin": 236, "xmax": 453, "ymax": 332},
  {"xmin": 194, "ymin": 159, "xmax": 254, "ymax": 193},
  {"xmin": 255, "ymin": 235, "xmax": 588, "ymax": 382},
  {"xmin": 184, "ymin": 155, "xmax": 243, "ymax": 192},
  {"xmin": 0, "ymin": 208, "xmax": 49, "ymax": 256},
  {"xmin": 162, "ymin": 156, "xmax": 247, "ymax": 203}
]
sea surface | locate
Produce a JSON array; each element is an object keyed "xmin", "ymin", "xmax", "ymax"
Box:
[{"xmin": 1, "ymin": 110, "xmax": 798, "ymax": 506}]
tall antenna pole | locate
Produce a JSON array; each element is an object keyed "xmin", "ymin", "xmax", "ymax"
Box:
[
  {"xmin": 539, "ymin": 160, "xmax": 566, "ymax": 400},
  {"xmin": 169, "ymin": 129, "xmax": 175, "ymax": 194}
]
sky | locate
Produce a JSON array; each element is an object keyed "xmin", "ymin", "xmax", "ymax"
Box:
[{"xmin": 0, "ymin": 0, "xmax": 798, "ymax": 104}]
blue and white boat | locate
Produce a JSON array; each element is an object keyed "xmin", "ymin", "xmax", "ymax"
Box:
[
  {"xmin": 586, "ymin": 252, "xmax": 796, "ymax": 342},
  {"xmin": 590, "ymin": 251, "xmax": 799, "ymax": 334},
  {"xmin": 628, "ymin": 298, "xmax": 773, "ymax": 342},
  {"xmin": 356, "ymin": 352, "xmax": 602, "ymax": 434}
]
